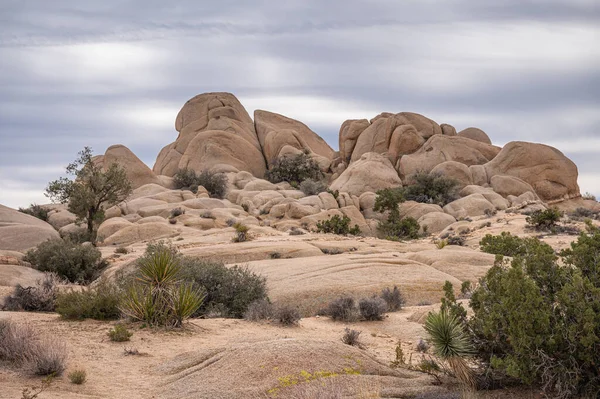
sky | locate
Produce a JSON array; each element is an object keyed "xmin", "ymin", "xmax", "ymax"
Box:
[{"xmin": 0, "ymin": 1, "xmax": 599, "ymax": 209}]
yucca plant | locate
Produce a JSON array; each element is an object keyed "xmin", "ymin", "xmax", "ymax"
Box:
[
  {"xmin": 424, "ymin": 309, "xmax": 476, "ymax": 389},
  {"xmin": 121, "ymin": 249, "xmax": 204, "ymax": 327}
]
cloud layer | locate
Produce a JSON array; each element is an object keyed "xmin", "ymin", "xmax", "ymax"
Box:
[{"xmin": 1, "ymin": 1, "xmax": 599, "ymax": 208}]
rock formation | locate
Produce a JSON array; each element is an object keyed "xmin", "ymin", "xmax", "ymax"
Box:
[{"xmin": 0, "ymin": 204, "xmax": 60, "ymax": 251}]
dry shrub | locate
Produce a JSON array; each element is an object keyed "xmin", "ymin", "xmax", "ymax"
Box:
[
  {"xmin": 358, "ymin": 297, "xmax": 387, "ymax": 321},
  {"xmin": 2, "ymin": 273, "xmax": 61, "ymax": 312},
  {"xmin": 275, "ymin": 304, "xmax": 301, "ymax": 326},
  {"xmin": 68, "ymin": 368, "xmax": 87, "ymax": 384},
  {"xmin": 29, "ymin": 337, "xmax": 67, "ymax": 376},
  {"xmin": 325, "ymin": 296, "xmax": 358, "ymax": 322},
  {"xmin": 380, "ymin": 285, "xmax": 405, "ymax": 311},
  {"xmin": 243, "ymin": 299, "xmax": 274, "ymax": 322},
  {"xmin": 341, "ymin": 328, "xmax": 363, "ymax": 348}
]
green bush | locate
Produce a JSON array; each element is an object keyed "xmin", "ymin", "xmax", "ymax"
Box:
[
  {"xmin": 107, "ymin": 324, "xmax": 132, "ymax": 342},
  {"xmin": 18, "ymin": 204, "xmax": 50, "ymax": 222},
  {"xmin": 121, "ymin": 249, "xmax": 205, "ymax": 327},
  {"xmin": 55, "ymin": 280, "xmax": 122, "ymax": 320},
  {"xmin": 466, "ymin": 230, "xmax": 600, "ymax": 398},
  {"xmin": 23, "ymin": 239, "xmax": 107, "ymax": 283},
  {"xmin": 179, "ymin": 257, "xmax": 268, "ymax": 318},
  {"xmin": 173, "ymin": 169, "xmax": 227, "ymax": 198},
  {"xmin": 525, "ymin": 208, "xmax": 563, "ymax": 230},
  {"xmin": 315, "ymin": 215, "xmax": 360, "ymax": 235},
  {"xmin": 374, "ymin": 187, "xmax": 421, "ymax": 240},
  {"xmin": 265, "ymin": 152, "xmax": 323, "ymax": 186},
  {"xmin": 402, "ymin": 172, "xmax": 459, "ymax": 206},
  {"xmin": 2, "ymin": 273, "xmax": 60, "ymax": 312},
  {"xmin": 299, "ymin": 178, "xmax": 328, "ymax": 196}
]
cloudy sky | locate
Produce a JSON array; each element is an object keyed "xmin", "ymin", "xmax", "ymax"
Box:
[{"xmin": 0, "ymin": 1, "xmax": 598, "ymax": 208}]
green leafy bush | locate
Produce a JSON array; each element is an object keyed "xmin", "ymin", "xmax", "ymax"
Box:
[
  {"xmin": 374, "ymin": 187, "xmax": 421, "ymax": 240},
  {"xmin": 179, "ymin": 258, "xmax": 268, "ymax": 318},
  {"xmin": 467, "ymin": 230, "xmax": 600, "ymax": 398},
  {"xmin": 265, "ymin": 152, "xmax": 324, "ymax": 186},
  {"xmin": 23, "ymin": 239, "xmax": 107, "ymax": 283},
  {"xmin": 173, "ymin": 169, "xmax": 227, "ymax": 198},
  {"xmin": 299, "ymin": 178, "xmax": 328, "ymax": 196},
  {"xmin": 402, "ymin": 172, "xmax": 459, "ymax": 206},
  {"xmin": 107, "ymin": 324, "xmax": 132, "ymax": 342},
  {"xmin": 315, "ymin": 215, "xmax": 360, "ymax": 235},
  {"xmin": 55, "ymin": 280, "xmax": 122, "ymax": 320},
  {"xmin": 18, "ymin": 204, "xmax": 50, "ymax": 222},
  {"xmin": 2, "ymin": 273, "xmax": 60, "ymax": 312},
  {"xmin": 525, "ymin": 208, "xmax": 563, "ymax": 230}
]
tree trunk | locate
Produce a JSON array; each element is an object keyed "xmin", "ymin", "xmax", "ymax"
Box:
[{"xmin": 87, "ymin": 209, "xmax": 96, "ymax": 244}]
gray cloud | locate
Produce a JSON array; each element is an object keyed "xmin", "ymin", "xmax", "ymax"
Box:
[{"xmin": 0, "ymin": 1, "xmax": 599, "ymax": 208}]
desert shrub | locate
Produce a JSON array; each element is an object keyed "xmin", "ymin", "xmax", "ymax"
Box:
[
  {"xmin": 436, "ymin": 239, "xmax": 448, "ymax": 249},
  {"xmin": 569, "ymin": 207, "xmax": 600, "ymax": 221},
  {"xmin": 479, "ymin": 232, "xmax": 554, "ymax": 259},
  {"xmin": 358, "ymin": 297, "xmax": 387, "ymax": 321},
  {"xmin": 173, "ymin": 168, "xmax": 227, "ymax": 198},
  {"xmin": 380, "ymin": 286, "xmax": 405, "ymax": 311},
  {"xmin": 289, "ymin": 227, "xmax": 305, "ymax": 236},
  {"xmin": 232, "ymin": 222, "xmax": 250, "ymax": 242},
  {"xmin": 274, "ymin": 304, "xmax": 301, "ymax": 326},
  {"xmin": 341, "ymin": 328, "xmax": 362, "ymax": 347},
  {"xmin": 446, "ymin": 235, "xmax": 465, "ymax": 246},
  {"xmin": 30, "ymin": 337, "xmax": 67, "ymax": 376},
  {"xmin": 114, "ymin": 246, "xmax": 129, "ymax": 254},
  {"xmin": 526, "ymin": 208, "xmax": 563, "ymax": 230},
  {"xmin": 315, "ymin": 215, "xmax": 360, "ymax": 235},
  {"xmin": 18, "ymin": 204, "xmax": 50, "ymax": 222},
  {"xmin": 416, "ymin": 338, "xmax": 430, "ymax": 353},
  {"xmin": 121, "ymin": 249, "xmax": 205, "ymax": 327},
  {"xmin": 582, "ymin": 192, "xmax": 597, "ymax": 201},
  {"xmin": 326, "ymin": 189, "xmax": 339, "ymax": 199},
  {"xmin": 23, "ymin": 238, "xmax": 107, "ymax": 283},
  {"xmin": 265, "ymin": 152, "xmax": 324, "ymax": 186},
  {"xmin": 108, "ymin": 324, "xmax": 132, "ymax": 342},
  {"xmin": 243, "ymin": 299, "xmax": 274, "ymax": 321},
  {"xmin": 403, "ymin": 172, "xmax": 459, "ymax": 206},
  {"xmin": 169, "ymin": 207, "xmax": 185, "ymax": 218},
  {"xmin": 466, "ymin": 230, "xmax": 600, "ymax": 398},
  {"xmin": 68, "ymin": 368, "xmax": 86, "ymax": 384},
  {"xmin": 299, "ymin": 178, "xmax": 328, "ymax": 196},
  {"xmin": 55, "ymin": 279, "xmax": 122, "ymax": 320},
  {"xmin": 179, "ymin": 257, "xmax": 268, "ymax": 318},
  {"xmin": 325, "ymin": 296, "xmax": 358, "ymax": 322},
  {"xmin": 2, "ymin": 273, "xmax": 60, "ymax": 312},
  {"xmin": 374, "ymin": 188, "xmax": 421, "ymax": 240}
]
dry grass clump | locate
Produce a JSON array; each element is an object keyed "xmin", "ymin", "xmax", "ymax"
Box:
[
  {"xmin": 68, "ymin": 367, "xmax": 87, "ymax": 384},
  {"xmin": 107, "ymin": 323, "xmax": 132, "ymax": 342},
  {"xmin": 2, "ymin": 273, "xmax": 61, "ymax": 312},
  {"xmin": 0, "ymin": 319, "xmax": 67, "ymax": 376},
  {"xmin": 341, "ymin": 328, "xmax": 363, "ymax": 348},
  {"xmin": 243, "ymin": 299, "xmax": 275, "ymax": 322}
]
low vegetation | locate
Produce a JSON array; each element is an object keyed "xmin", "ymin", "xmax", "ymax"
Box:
[
  {"xmin": 358, "ymin": 297, "xmax": 387, "ymax": 321},
  {"xmin": 374, "ymin": 187, "xmax": 421, "ymax": 240},
  {"xmin": 274, "ymin": 304, "xmax": 301, "ymax": 326},
  {"xmin": 435, "ymin": 226, "xmax": 600, "ymax": 398},
  {"xmin": 299, "ymin": 178, "xmax": 328, "ymax": 196},
  {"xmin": 232, "ymin": 222, "xmax": 250, "ymax": 242},
  {"xmin": 315, "ymin": 215, "xmax": 361, "ymax": 235},
  {"xmin": 0, "ymin": 319, "xmax": 67, "ymax": 376},
  {"xmin": 265, "ymin": 152, "xmax": 324, "ymax": 187},
  {"xmin": 402, "ymin": 172, "xmax": 459, "ymax": 206},
  {"xmin": 23, "ymin": 238, "xmax": 107, "ymax": 283},
  {"xmin": 173, "ymin": 168, "xmax": 228, "ymax": 198},
  {"xmin": 107, "ymin": 324, "xmax": 132, "ymax": 342},
  {"xmin": 18, "ymin": 204, "xmax": 50, "ymax": 222},
  {"xmin": 525, "ymin": 207, "xmax": 563, "ymax": 231},
  {"xmin": 2, "ymin": 273, "xmax": 61, "ymax": 312},
  {"xmin": 341, "ymin": 328, "xmax": 363, "ymax": 348},
  {"xmin": 55, "ymin": 279, "xmax": 122, "ymax": 320},
  {"xmin": 380, "ymin": 285, "xmax": 405, "ymax": 311},
  {"xmin": 68, "ymin": 368, "xmax": 87, "ymax": 385}
]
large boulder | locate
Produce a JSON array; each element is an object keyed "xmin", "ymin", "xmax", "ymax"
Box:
[
  {"xmin": 457, "ymin": 127, "xmax": 492, "ymax": 144},
  {"xmin": 398, "ymin": 135, "xmax": 501, "ymax": 179},
  {"xmin": 490, "ymin": 175, "xmax": 537, "ymax": 198},
  {"xmin": 348, "ymin": 112, "xmax": 441, "ymax": 165},
  {"xmin": 0, "ymin": 204, "xmax": 60, "ymax": 252},
  {"xmin": 443, "ymin": 194, "xmax": 496, "ymax": 219},
  {"xmin": 153, "ymin": 93, "xmax": 267, "ymax": 177},
  {"xmin": 484, "ymin": 141, "xmax": 580, "ymax": 202},
  {"xmin": 338, "ymin": 119, "xmax": 370, "ymax": 162},
  {"xmin": 329, "ymin": 152, "xmax": 402, "ymax": 197},
  {"xmin": 102, "ymin": 144, "xmax": 160, "ymax": 189},
  {"xmin": 430, "ymin": 161, "xmax": 473, "ymax": 189},
  {"xmin": 254, "ymin": 110, "xmax": 334, "ymax": 169}
]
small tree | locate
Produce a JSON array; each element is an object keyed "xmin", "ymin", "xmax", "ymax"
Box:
[
  {"xmin": 374, "ymin": 187, "xmax": 420, "ymax": 240},
  {"xmin": 45, "ymin": 147, "xmax": 132, "ymax": 242}
]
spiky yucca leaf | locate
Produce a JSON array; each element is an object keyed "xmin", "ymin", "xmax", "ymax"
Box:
[
  {"xmin": 172, "ymin": 283, "xmax": 205, "ymax": 327},
  {"xmin": 425, "ymin": 309, "xmax": 476, "ymax": 388},
  {"xmin": 120, "ymin": 285, "xmax": 155, "ymax": 323},
  {"xmin": 137, "ymin": 249, "xmax": 181, "ymax": 288}
]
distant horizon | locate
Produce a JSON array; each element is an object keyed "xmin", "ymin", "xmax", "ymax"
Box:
[{"xmin": 1, "ymin": 1, "xmax": 598, "ymax": 208}]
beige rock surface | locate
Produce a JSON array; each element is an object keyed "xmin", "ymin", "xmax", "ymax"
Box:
[
  {"xmin": 0, "ymin": 204, "xmax": 60, "ymax": 252},
  {"xmin": 484, "ymin": 141, "xmax": 580, "ymax": 202},
  {"xmin": 329, "ymin": 152, "xmax": 402, "ymax": 197},
  {"xmin": 457, "ymin": 127, "xmax": 492, "ymax": 144},
  {"xmin": 103, "ymin": 144, "xmax": 160, "ymax": 189}
]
